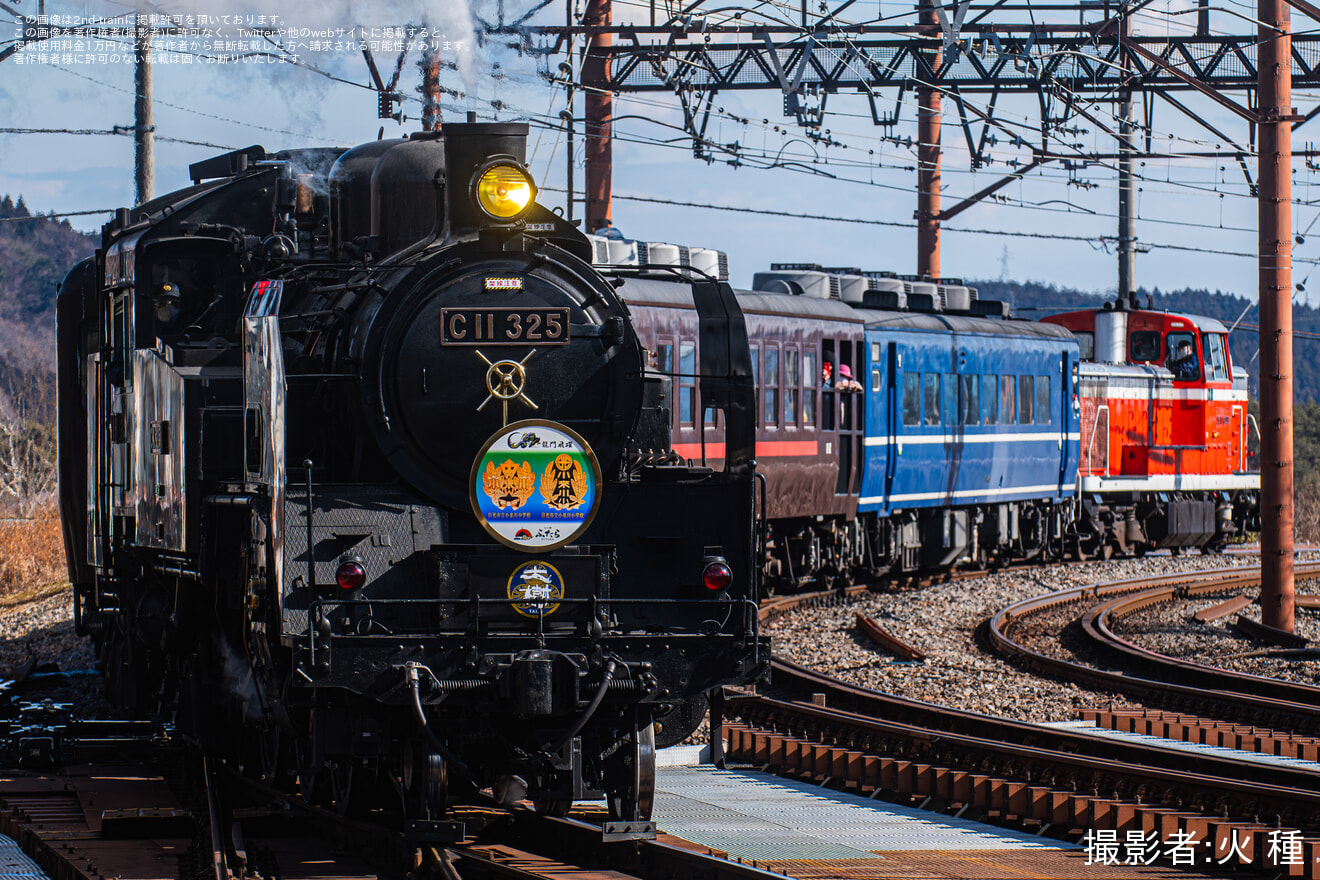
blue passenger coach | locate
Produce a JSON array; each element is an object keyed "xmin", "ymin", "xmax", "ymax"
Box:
[
  {"xmin": 860, "ymin": 312, "xmax": 1080, "ymax": 569},
  {"xmin": 609, "ymin": 245, "xmax": 1083, "ymax": 587}
]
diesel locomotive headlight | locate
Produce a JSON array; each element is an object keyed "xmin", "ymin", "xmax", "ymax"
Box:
[{"xmin": 474, "ymin": 162, "xmax": 535, "ymax": 220}]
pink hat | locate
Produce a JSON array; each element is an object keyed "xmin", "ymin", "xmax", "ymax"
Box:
[{"xmin": 839, "ymin": 364, "xmax": 853, "ymax": 378}]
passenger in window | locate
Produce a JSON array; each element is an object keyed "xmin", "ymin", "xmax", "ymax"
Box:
[
  {"xmin": 1170, "ymin": 340, "xmax": 1199, "ymax": 380},
  {"xmin": 821, "ymin": 361, "xmax": 834, "ymax": 389},
  {"xmin": 836, "ymin": 364, "xmax": 863, "ymax": 393}
]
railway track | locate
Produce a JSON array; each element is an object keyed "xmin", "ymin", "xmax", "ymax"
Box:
[
  {"xmin": 985, "ymin": 561, "xmax": 1320, "ymax": 733},
  {"xmin": 720, "ymin": 560, "xmax": 1320, "ymax": 876}
]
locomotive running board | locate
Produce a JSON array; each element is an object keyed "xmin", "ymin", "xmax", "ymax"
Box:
[
  {"xmin": 406, "ymin": 819, "xmax": 467, "ymax": 844},
  {"xmin": 601, "ymin": 820, "xmax": 658, "ymax": 841}
]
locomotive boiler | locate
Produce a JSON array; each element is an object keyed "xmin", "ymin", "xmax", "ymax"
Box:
[{"xmin": 57, "ymin": 123, "xmax": 766, "ymax": 832}]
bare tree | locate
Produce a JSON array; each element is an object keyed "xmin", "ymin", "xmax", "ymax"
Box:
[{"xmin": 0, "ymin": 346, "xmax": 56, "ymax": 517}]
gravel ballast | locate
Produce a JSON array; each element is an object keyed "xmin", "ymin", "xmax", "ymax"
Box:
[{"xmin": 765, "ymin": 552, "xmax": 1298, "ymax": 724}]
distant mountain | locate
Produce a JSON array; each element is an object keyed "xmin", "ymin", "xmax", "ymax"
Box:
[
  {"xmin": 0, "ymin": 196, "xmax": 94, "ymax": 421},
  {"xmin": 972, "ymin": 279, "xmax": 1320, "ymax": 403},
  {"xmin": 0, "ymin": 196, "xmax": 97, "ymax": 351}
]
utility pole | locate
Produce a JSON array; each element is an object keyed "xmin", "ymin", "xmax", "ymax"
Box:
[
  {"xmin": 134, "ymin": 7, "xmax": 154, "ymax": 205},
  {"xmin": 1259, "ymin": 0, "xmax": 1295, "ymax": 631},
  {"xmin": 915, "ymin": 0, "xmax": 941, "ymax": 279},
  {"xmin": 1117, "ymin": 13, "xmax": 1137, "ymax": 306},
  {"xmin": 581, "ymin": 0, "xmax": 612, "ymax": 235},
  {"xmin": 420, "ymin": 42, "xmax": 442, "ymax": 131},
  {"xmin": 1117, "ymin": 92, "xmax": 1136, "ymax": 305}
]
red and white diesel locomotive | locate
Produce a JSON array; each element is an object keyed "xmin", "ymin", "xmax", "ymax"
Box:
[{"xmin": 1043, "ymin": 299, "xmax": 1260, "ymax": 556}]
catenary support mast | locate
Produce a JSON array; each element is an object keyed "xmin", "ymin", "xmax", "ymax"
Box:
[
  {"xmin": 134, "ymin": 9, "xmax": 153, "ymax": 206},
  {"xmin": 1259, "ymin": 0, "xmax": 1295, "ymax": 631},
  {"xmin": 915, "ymin": 0, "xmax": 941, "ymax": 279},
  {"xmin": 582, "ymin": 0, "xmax": 613, "ymax": 234}
]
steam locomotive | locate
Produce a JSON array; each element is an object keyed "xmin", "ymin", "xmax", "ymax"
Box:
[{"xmin": 57, "ymin": 124, "xmax": 767, "ymax": 832}]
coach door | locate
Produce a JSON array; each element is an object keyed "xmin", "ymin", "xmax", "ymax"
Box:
[
  {"xmin": 885, "ymin": 342, "xmax": 900, "ymax": 502},
  {"xmin": 1058, "ymin": 350, "xmax": 1074, "ymax": 493}
]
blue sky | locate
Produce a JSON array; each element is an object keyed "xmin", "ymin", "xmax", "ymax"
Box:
[{"xmin": 2, "ymin": 0, "xmax": 1316, "ymax": 302}]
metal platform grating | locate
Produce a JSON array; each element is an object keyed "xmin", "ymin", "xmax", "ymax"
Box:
[
  {"xmin": 0, "ymin": 835, "xmax": 51, "ymax": 880},
  {"xmin": 1047, "ymin": 720, "xmax": 1320, "ymax": 770},
  {"xmin": 653, "ymin": 765, "xmax": 1079, "ymax": 860}
]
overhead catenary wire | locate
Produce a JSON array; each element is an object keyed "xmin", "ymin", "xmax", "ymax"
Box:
[{"xmin": 541, "ymin": 186, "xmax": 1320, "ymax": 263}]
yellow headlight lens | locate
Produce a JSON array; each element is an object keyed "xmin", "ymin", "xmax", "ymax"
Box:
[{"xmin": 475, "ymin": 164, "xmax": 534, "ymax": 220}]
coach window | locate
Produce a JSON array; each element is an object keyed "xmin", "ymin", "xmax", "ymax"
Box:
[
  {"xmin": 679, "ymin": 341, "xmax": 696, "ymax": 426},
  {"xmin": 803, "ymin": 348, "xmax": 817, "ymax": 426},
  {"xmin": 784, "ymin": 347, "xmax": 799, "ymax": 427},
  {"xmin": 960, "ymin": 375, "xmax": 980, "ymax": 426},
  {"xmin": 1130, "ymin": 331, "xmax": 1161, "ymax": 363},
  {"xmin": 984, "ymin": 374, "xmax": 998, "ymax": 424},
  {"xmin": 1018, "ymin": 375, "xmax": 1034, "ymax": 424},
  {"xmin": 923, "ymin": 373, "xmax": 941, "ymax": 426},
  {"xmin": 903, "ymin": 372, "xmax": 921, "ymax": 426},
  {"xmin": 943, "ymin": 373, "xmax": 958, "ymax": 426},
  {"xmin": 656, "ymin": 340, "xmax": 674, "ymax": 374},
  {"xmin": 764, "ymin": 345, "xmax": 780, "ymax": 429},
  {"xmin": 1203, "ymin": 333, "xmax": 1231, "ymax": 382},
  {"xmin": 999, "ymin": 375, "xmax": 1016, "ymax": 424},
  {"xmin": 1076, "ymin": 332, "xmax": 1094, "ymax": 361},
  {"xmin": 1035, "ymin": 375, "xmax": 1051, "ymax": 424},
  {"xmin": 822, "ymin": 340, "xmax": 837, "ymax": 431}
]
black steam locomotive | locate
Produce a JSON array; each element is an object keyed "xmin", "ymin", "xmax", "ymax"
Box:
[{"xmin": 57, "ymin": 123, "xmax": 766, "ymax": 832}]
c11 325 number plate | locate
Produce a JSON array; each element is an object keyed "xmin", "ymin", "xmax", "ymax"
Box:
[{"xmin": 441, "ymin": 308, "xmax": 570, "ymax": 346}]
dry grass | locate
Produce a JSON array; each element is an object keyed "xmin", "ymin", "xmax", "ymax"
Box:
[{"xmin": 0, "ymin": 504, "xmax": 67, "ymax": 598}]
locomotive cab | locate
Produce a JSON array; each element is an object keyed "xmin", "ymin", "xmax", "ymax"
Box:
[{"xmin": 1043, "ymin": 302, "xmax": 1259, "ymax": 554}]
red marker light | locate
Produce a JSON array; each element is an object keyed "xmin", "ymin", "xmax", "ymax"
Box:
[
  {"xmin": 702, "ymin": 561, "xmax": 733, "ymax": 591},
  {"xmin": 336, "ymin": 560, "xmax": 367, "ymax": 591}
]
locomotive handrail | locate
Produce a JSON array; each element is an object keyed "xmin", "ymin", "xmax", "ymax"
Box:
[
  {"xmin": 1246, "ymin": 412, "xmax": 1262, "ymax": 472},
  {"xmin": 1231, "ymin": 404, "xmax": 1244, "ymax": 471},
  {"xmin": 1085, "ymin": 403, "xmax": 1109, "ymax": 473}
]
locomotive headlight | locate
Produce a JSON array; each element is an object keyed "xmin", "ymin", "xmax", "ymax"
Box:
[{"xmin": 474, "ymin": 162, "xmax": 535, "ymax": 220}]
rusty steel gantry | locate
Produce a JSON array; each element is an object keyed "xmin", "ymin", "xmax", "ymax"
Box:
[{"xmin": 550, "ymin": 0, "xmax": 1309, "ymax": 630}]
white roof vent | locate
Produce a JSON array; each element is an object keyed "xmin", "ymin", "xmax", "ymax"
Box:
[
  {"xmin": 752, "ymin": 270, "xmax": 833, "ymax": 298},
  {"xmin": 942, "ymin": 284, "xmax": 972, "ymax": 312}
]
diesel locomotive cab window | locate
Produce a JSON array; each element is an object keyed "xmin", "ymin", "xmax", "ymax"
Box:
[
  {"xmin": 1130, "ymin": 331, "xmax": 1161, "ymax": 362},
  {"xmin": 764, "ymin": 346, "xmax": 780, "ymax": 429},
  {"xmin": 984, "ymin": 375, "xmax": 998, "ymax": 424},
  {"xmin": 784, "ymin": 347, "xmax": 799, "ymax": 427},
  {"xmin": 943, "ymin": 373, "xmax": 958, "ymax": 426},
  {"xmin": 923, "ymin": 373, "xmax": 941, "ymax": 426},
  {"xmin": 1204, "ymin": 333, "xmax": 1231, "ymax": 382},
  {"xmin": 903, "ymin": 372, "xmax": 921, "ymax": 426},
  {"xmin": 803, "ymin": 349, "xmax": 817, "ymax": 426},
  {"xmin": 1077, "ymin": 332, "xmax": 1095, "ymax": 361},
  {"xmin": 1166, "ymin": 331, "xmax": 1200, "ymax": 380},
  {"xmin": 1035, "ymin": 375, "xmax": 1051, "ymax": 424},
  {"xmin": 1017, "ymin": 376, "xmax": 1033, "ymax": 425},
  {"xmin": 960, "ymin": 375, "xmax": 980, "ymax": 426}
]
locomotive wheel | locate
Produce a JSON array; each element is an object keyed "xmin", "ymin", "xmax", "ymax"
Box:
[
  {"xmin": 420, "ymin": 753, "xmax": 448, "ymax": 818},
  {"xmin": 606, "ymin": 719, "xmax": 656, "ymax": 823},
  {"xmin": 402, "ymin": 744, "xmax": 448, "ymax": 819},
  {"xmin": 534, "ymin": 798, "xmax": 572, "ymax": 817},
  {"xmin": 258, "ymin": 721, "xmax": 281, "ymax": 782},
  {"xmin": 328, "ymin": 760, "xmax": 357, "ymax": 817}
]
